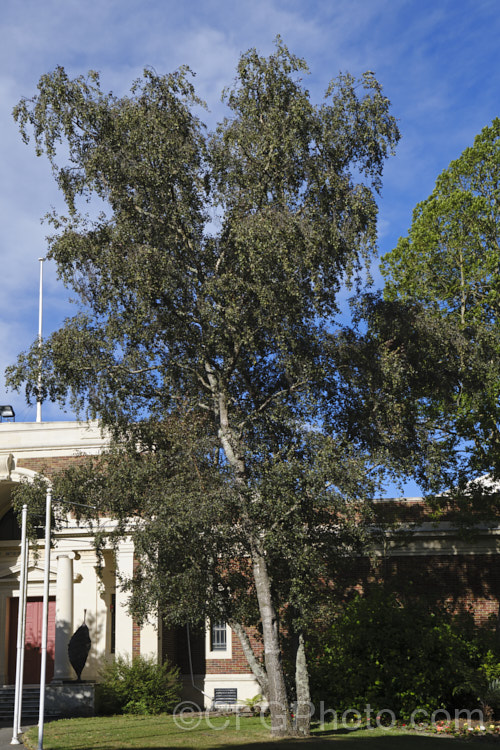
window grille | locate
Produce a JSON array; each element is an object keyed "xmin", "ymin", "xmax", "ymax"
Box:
[{"xmin": 210, "ymin": 620, "xmax": 227, "ymax": 651}]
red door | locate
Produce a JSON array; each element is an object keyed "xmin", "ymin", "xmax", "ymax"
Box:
[{"xmin": 8, "ymin": 597, "xmax": 55, "ymax": 684}]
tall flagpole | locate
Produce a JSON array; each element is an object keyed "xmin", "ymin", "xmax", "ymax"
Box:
[
  {"xmin": 38, "ymin": 486, "xmax": 52, "ymax": 750},
  {"xmin": 36, "ymin": 258, "xmax": 44, "ymax": 423}
]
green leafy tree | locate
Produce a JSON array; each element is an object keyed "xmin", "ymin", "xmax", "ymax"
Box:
[
  {"xmin": 8, "ymin": 41, "xmax": 399, "ymax": 736},
  {"xmin": 331, "ymin": 293, "xmax": 471, "ymax": 496},
  {"xmin": 381, "ymin": 119, "xmax": 500, "ymax": 500}
]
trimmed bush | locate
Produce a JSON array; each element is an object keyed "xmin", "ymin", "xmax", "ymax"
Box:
[
  {"xmin": 95, "ymin": 655, "xmax": 181, "ymax": 715},
  {"xmin": 308, "ymin": 588, "xmax": 494, "ymax": 721}
]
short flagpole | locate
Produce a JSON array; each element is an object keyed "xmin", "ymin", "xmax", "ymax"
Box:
[
  {"xmin": 18, "ymin": 523, "xmax": 29, "ymax": 731},
  {"xmin": 11, "ymin": 505, "xmax": 28, "ymax": 744}
]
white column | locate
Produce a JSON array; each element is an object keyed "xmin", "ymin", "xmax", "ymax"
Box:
[
  {"xmin": 76, "ymin": 550, "xmax": 101, "ymax": 678},
  {"xmin": 140, "ymin": 614, "xmax": 160, "ymax": 662},
  {"xmin": 115, "ymin": 541, "xmax": 135, "ymax": 659},
  {"xmin": 52, "ymin": 553, "xmax": 74, "ymax": 682}
]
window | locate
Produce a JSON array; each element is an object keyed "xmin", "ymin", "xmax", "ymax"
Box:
[
  {"xmin": 210, "ymin": 620, "xmax": 227, "ymax": 651},
  {"xmin": 206, "ymin": 619, "xmax": 232, "ymax": 658}
]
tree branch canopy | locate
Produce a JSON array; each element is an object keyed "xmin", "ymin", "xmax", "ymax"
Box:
[
  {"xmin": 8, "ymin": 40, "xmax": 401, "ymax": 737},
  {"xmin": 9, "ymin": 41, "xmax": 399, "ymax": 431}
]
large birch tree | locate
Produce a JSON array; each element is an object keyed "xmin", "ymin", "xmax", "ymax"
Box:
[{"xmin": 8, "ymin": 41, "xmax": 399, "ymax": 735}]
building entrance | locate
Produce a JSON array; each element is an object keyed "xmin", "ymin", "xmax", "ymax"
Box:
[{"xmin": 8, "ymin": 596, "xmax": 56, "ymax": 684}]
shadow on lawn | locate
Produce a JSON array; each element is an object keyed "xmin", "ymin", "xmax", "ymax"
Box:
[
  {"xmin": 31, "ymin": 737, "xmax": 490, "ymax": 750},
  {"xmin": 77, "ymin": 742, "xmax": 474, "ymax": 750}
]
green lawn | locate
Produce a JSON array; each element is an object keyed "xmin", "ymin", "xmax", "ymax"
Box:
[{"xmin": 22, "ymin": 714, "xmax": 500, "ymax": 750}]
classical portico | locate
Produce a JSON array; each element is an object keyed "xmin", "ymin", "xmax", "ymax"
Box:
[
  {"xmin": 0, "ymin": 421, "xmax": 111, "ymax": 686},
  {"xmin": 0, "ymin": 419, "xmax": 266, "ymax": 710}
]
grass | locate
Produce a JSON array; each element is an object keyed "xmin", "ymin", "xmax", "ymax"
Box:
[{"xmin": 22, "ymin": 714, "xmax": 500, "ymax": 750}]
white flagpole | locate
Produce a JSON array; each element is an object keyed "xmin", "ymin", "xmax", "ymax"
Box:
[
  {"xmin": 36, "ymin": 258, "xmax": 44, "ymax": 424},
  {"xmin": 11, "ymin": 505, "xmax": 28, "ymax": 745},
  {"xmin": 37, "ymin": 486, "xmax": 52, "ymax": 750},
  {"xmin": 19, "ymin": 525, "xmax": 29, "ymax": 730}
]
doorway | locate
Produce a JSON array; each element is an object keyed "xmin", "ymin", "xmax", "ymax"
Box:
[{"xmin": 8, "ymin": 597, "xmax": 56, "ymax": 684}]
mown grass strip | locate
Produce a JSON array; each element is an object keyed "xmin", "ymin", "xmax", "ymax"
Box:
[{"xmin": 22, "ymin": 714, "xmax": 500, "ymax": 750}]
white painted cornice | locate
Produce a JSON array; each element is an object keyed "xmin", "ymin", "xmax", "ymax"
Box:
[
  {"xmin": 371, "ymin": 524, "xmax": 500, "ymax": 557},
  {"xmin": 0, "ymin": 421, "xmax": 109, "ymax": 458}
]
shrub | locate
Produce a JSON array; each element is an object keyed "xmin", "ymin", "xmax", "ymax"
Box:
[
  {"xmin": 95, "ymin": 655, "xmax": 181, "ymax": 715},
  {"xmin": 481, "ymin": 650, "xmax": 500, "ymax": 684},
  {"xmin": 477, "ymin": 652, "xmax": 500, "ymax": 718},
  {"xmin": 308, "ymin": 588, "xmax": 492, "ymax": 721}
]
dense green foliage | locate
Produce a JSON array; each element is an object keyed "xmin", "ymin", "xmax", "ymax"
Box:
[
  {"xmin": 382, "ymin": 118, "xmax": 500, "ymax": 327},
  {"xmin": 381, "ymin": 119, "xmax": 500, "ymax": 497},
  {"xmin": 309, "ymin": 588, "xmax": 498, "ymax": 721},
  {"xmin": 95, "ymin": 656, "xmax": 181, "ymax": 715},
  {"xmin": 331, "ymin": 294, "xmax": 471, "ymax": 496}
]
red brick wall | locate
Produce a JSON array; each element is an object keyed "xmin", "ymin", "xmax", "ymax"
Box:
[
  {"xmin": 160, "ymin": 622, "xmax": 263, "ymax": 676},
  {"xmin": 206, "ymin": 626, "xmax": 263, "ymax": 675},
  {"xmin": 340, "ymin": 553, "xmax": 500, "ymax": 626},
  {"xmin": 17, "ymin": 455, "xmax": 88, "ymax": 475},
  {"xmin": 132, "ymin": 621, "xmax": 141, "ymax": 657},
  {"xmin": 382, "ymin": 554, "xmax": 500, "ymax": 624}
]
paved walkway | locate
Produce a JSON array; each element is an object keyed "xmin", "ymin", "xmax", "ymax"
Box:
[{"xmin": 0, "ymin": 723, "xmax": 35, "ymax": 750}]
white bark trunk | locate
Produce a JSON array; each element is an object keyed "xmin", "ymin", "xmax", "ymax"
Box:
[
  {"xmin": 252, "ymin": 547, "xmax": 292, "ymax": 736},
  {"xmin": 230, "ymin": 620, "xmax": 269, "ymax": 698},
  {"xmin": 295, "ymin": 631, "xmax": 311, "ymax": 736},
  {"xmin": 207, "ymin": 377, "xmax": 292, "ymax": 735}
]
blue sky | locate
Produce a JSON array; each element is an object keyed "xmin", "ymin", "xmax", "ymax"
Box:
[{"xmin": 1, "ymin": 0, "xmax": 499, "ymax": 494}]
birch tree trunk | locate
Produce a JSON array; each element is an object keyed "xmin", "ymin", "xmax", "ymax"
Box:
[
  {"xmin": 252, "ymin": 546, "xmax": 292, "ymax": 736},
  {"xmin": 211, "ymin": 380, "xmax": 292, "ymax": 735}
]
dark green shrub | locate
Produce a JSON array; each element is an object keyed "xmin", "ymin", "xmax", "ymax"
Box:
[
  {"xmin": 455, "ymin": 650, "xmax": 500, "ymax": 719},
  {"xmin": 308, "ymin": 588, "xmax": 491, "ymax": 721},
  {"xmin": 95, "ymin": 655, "xmax": 181, "ymax": 715}
]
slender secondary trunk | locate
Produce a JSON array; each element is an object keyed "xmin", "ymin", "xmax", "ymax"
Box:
[
  {"xmin": 252, "ymin": 546, "xmax": 292, "ymax": 736},
  {"xmin": 231, "ymin": 620, "xmax": 269, "ymax": 699},
  {"xmin": 295, "ymin": 630, "xmax": 311, "ymax": 736}
]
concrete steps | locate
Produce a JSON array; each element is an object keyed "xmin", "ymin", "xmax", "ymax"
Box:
[{"xmin": 0, "ymin": 686, "xmax": 61, "ymax": 723}]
